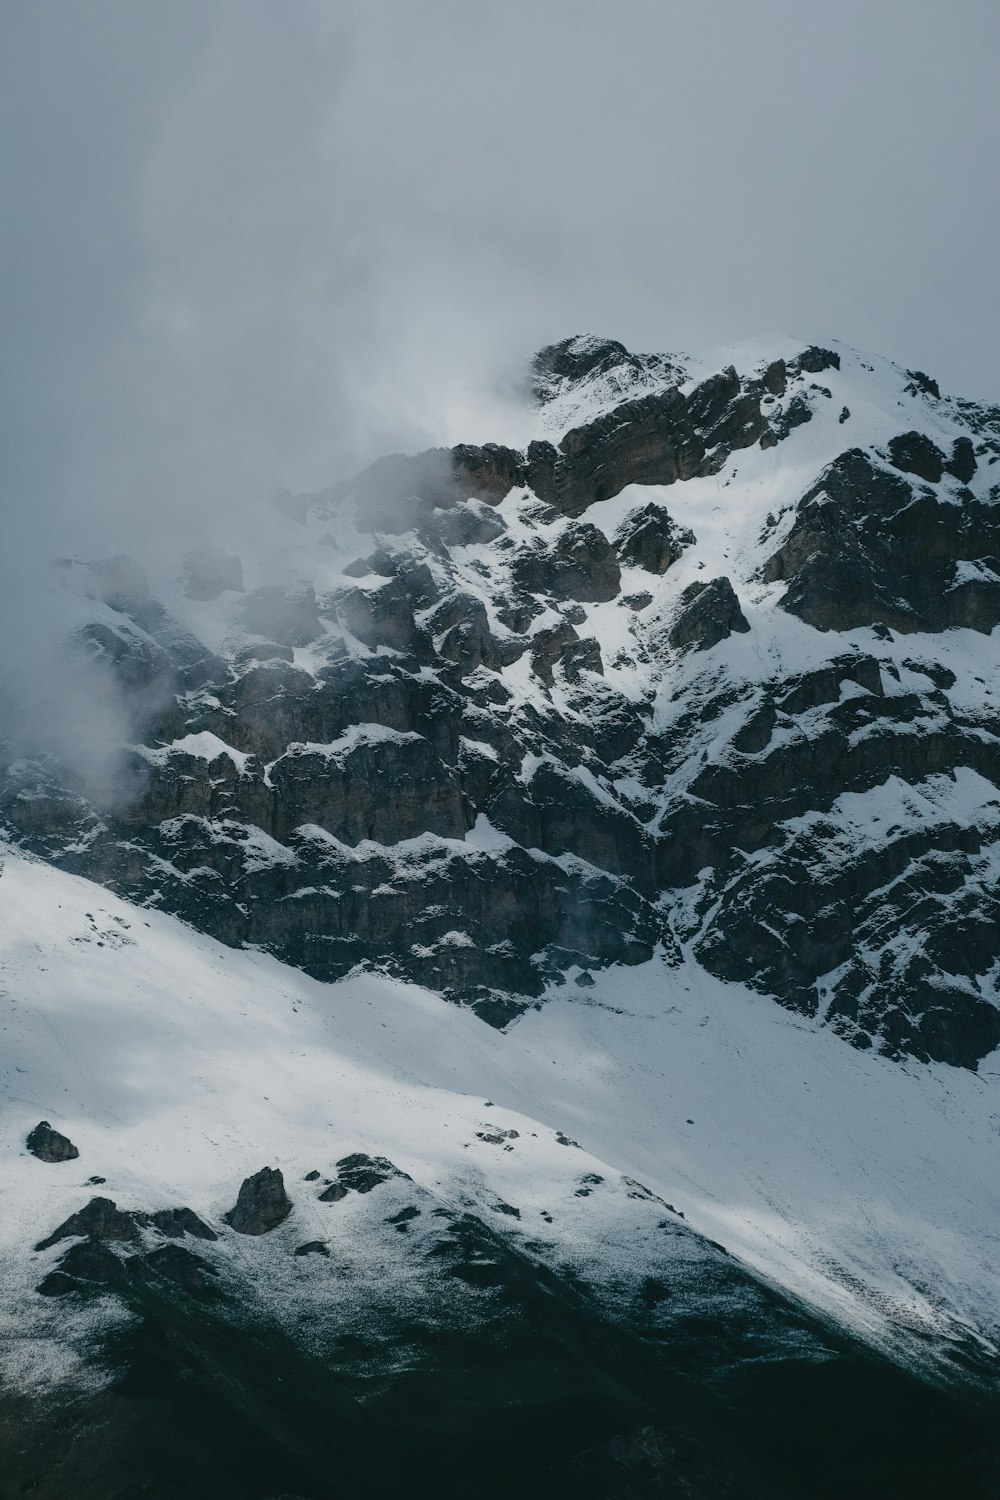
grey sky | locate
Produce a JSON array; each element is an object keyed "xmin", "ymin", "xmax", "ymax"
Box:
[{"xmin": 2, "ymin": 0, "xmax": 998, "ymax": 554}]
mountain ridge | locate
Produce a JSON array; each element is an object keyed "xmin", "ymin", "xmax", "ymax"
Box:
[
  {"xmin": 4, "ymin": 331, "xmax": 1000, "ymax": 1061},
  {"xmin": 4, "ymin": 330, "xmax": 1000, "ymax": 1494}
]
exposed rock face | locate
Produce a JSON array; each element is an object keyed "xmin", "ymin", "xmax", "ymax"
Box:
[
  {"xmin": 762, "ymin": 449, "xmax": 1000, "ymax": 634},
  {"xmin": 667, "ymin": 577, "xmax": 751, "ymax": 653},
  {"xmin": 224, "ymin": 1167, "xmax": 292, "ymax": 1235},
  {"xmin": 334, "ymin": 354, "xmax": 772, "ymax": 532},
  {"xmin": 6, "ymin": 334, "xmax": 1000, "ymax": 1068},
  {"xmin": 15, "ymin": 1132, "xmax": 987, "ymax": 1500},
  {"xmin": 35, "ymin": 1197, "xmax": 141, "ymax": 1250},
  {"xmin": 328, "ymin": 1153, "xmax": 411, "ymax": 1194},
  {"xmin": 149, "ymin": 1207, "xmax": 218, "ymax": 1241},
  {"xmin": 33, "ymin": 1195, "xmax": 218, "ymax": 1253},
  {"xmin": 614, "ymin": 504, "xmax": 695, "ymax": 574},
  {"xmin": 26, "ymin": 1120, "xmax": 79, "ymax": 1162},
  {"xmin": 888, "ymin": 430, "xmax": 947, "ymax": 483},
  {"xmin": 795, "ymin": 345, "xmax": 841, "ymax": 374}
]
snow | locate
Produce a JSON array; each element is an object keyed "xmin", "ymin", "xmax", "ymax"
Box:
[
  {"xmin": 7, "ymin": 331, "xmax": 1000, "ymax": 1396},
  {"xmin": 3, "ymin": 847, "xmax": 1000, "ymax": 1390},
  {"xmin": 137, "ymin": 731, "xmax": 251, "ymax": 772}
]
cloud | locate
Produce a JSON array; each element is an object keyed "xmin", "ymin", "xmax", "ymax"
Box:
[{"xmin": 0, "ymin": 0, "xmax": 998, "ymax": 792}]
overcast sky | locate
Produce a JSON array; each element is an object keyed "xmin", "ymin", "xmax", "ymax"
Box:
[{"xmin": 2, "ymin": 0, "xmax": 999, "ymax": 554}]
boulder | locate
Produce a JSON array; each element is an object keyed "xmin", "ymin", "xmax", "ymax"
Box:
[
  {"xmin": 667, "ymin": 578, "xmax": 751, "ymax": 653},
  {"xmin": 26, "ymin": 1120, "xmax": 79, "ymax": 1163},
  {"xmin": 224, "ymin": 1167, "xmax": 292, "ymax": 1236},
  {"xmin": 761, "ymin": 359, "xmax": 787, "ymax": 395}
]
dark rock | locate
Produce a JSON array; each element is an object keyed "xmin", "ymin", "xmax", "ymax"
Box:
[
  {"xmin": 36, "ymin": 1240, "xmax": 131, "ymax": 1296},
  {"xmin": 349, "ymin": 444, "xmax": 524, "ymax": 532},
  {"xmin": 530, "ymin": 334, "xmax": 634, "ymax": 394},
  {"xmin": 294, "ymin": 1240, "xmax": 330, "ymax": 1256},
  {"xmin": 906, "ymin": 369, "xmax": 941, "ymax": 399},
  {"xmin": 796, "ymin": 346, "xmax": 841, "ymax": 374},
  {"xmin": 35, "ymin": 1270, "xmax": 85, "ymax": 1297},
  {"xmin": 303, "ymin": 1170, "xmax": 321, "ymax": 1182},
  {"xmin": 434, "ymin": 498, "xmax": 507, "ymax": 546},
  {"xmin": 561, "ymin": 637, "xmax": 604, "ymax": 682},
  {"xmin": 512, "ymin": 523, "xmax": 621, "ymax": 603},
  {"xmin": 530, "ymin": 621, "xmax": 579, "ymax": 687},
  {"xmin": 35, "ymin": 1197, "xmax": 143, "ymax": 1251},
  {"xmin": 318, "ymin": 1183, "xmax": 348, "ymax": 1203},
  {"xmin": 762, "ymin": 359, "xmax": 787, "ymax": 395},
  {"xmin": 138, "ymin": 1243, "xmax": 218, "ymax": 1292},
  {"xmin": 524, "ymin": 439, "xmax": 559, "ymax": 504},
  {"xmin": 269, "ymin": 732, "xmax": 468, "ymax": 846},
  {"xmin": 763, "ymin": 448, "xmax": 1000, "ymax": 634},
  {"xmin": 334, "ymin": 1153, "xmax": 411, "ymax": 1193},
  {"xmin": 496, "ymin": 593, "xmax": 545, "ymax": 633},
  {"xmin": 223, "ymin": 1168, "xmax": 292, "ymax": 1236},
  {"xmin": 149, "ymin": 1207, "xmax": 219, "ymax": 1241},
  {"xmin": 386, "ymin": 1200, "xmax": 419, "ymax": 1224},
  {"xmin": 451, "ymin": 442, "xmax": 524, "ymax": 507},
  {"xmin": 614, "ymin": 504, "xmax": 694, "ymax": 574},
  {"xmin": 332, "ymin": 579, "xmax": 422, "ymax": 654},
  {"xmin": 621, "ymin": 591, "xmax": 653, "ymax": 611},
  {"xmin": 772, "ymin": 394, "xmax": 813, "ymax": 438},
  {"xmin": 887, "ymin": 431, "xmax": 946, "ymax": 484},
  {"xmin": 429, "ymin": 592, "xmax": 506, "ymax": 676},
  {"xmin": 546, "ymin": 365, "xmax": 766, "ymax": 517},
  {"xmin": 667, "ymin": 578, "xmax": 750, "ymax": 652},
  {"xmin": 946, "ymin": 436, "xmax": 977, "ymax": 484},
  {"xmin": 86, "ymin": 1175, "xmax": 106, "ymax": 1185},
  {"xmin": 26, "ymin": 1120, "xmax": 79, "ymax": 1163}
]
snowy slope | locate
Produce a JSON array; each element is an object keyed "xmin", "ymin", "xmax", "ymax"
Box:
[
  {"xmin": 3, "ymin": 842, "xmax": 1000, "ymax": 1406},
  {"xmin": 6, "ymin": 330, "xmax": 1000, "ymax": 1494}
]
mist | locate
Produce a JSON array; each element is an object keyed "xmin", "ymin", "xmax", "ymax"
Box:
[{"xmin": 1, "ymin": 0, "xmax": 998, "ymax": 793}]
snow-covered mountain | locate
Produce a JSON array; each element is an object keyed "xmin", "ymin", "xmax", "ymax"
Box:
[{"xmin": 4, "ymin": 333, "xmax": 1000, "ymax": 1496}]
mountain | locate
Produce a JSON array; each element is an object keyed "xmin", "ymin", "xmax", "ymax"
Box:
[{"xmin": 3, "ymin": 333, "xmax": 1000, "ymax": 1497}]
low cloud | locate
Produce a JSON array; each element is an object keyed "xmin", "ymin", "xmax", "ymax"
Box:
[{"xmin": 1, "ymin": 0, "xmax": 998, "ymax": 792}]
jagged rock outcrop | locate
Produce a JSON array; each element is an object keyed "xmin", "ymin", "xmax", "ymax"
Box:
[
  {"xmin": 6, "ymin": 333, "xmax": 1000, "ymax": 1068},
  {"xmin": 614, "ymin": 503, "xmax": 694, "ymax": 573},
  {"xmin": 667, "ymin": 577, "xmax": 750, "ymax": 653},
  {"xmin": 327, "ymin": 1153, "xmax": 411, "ymax": 1194},
  {"xmin": 26, "ymin": 1120, "xmax": 79, "ymax": 1162},
  {"xmin": 762, "ymin": 449, "xmax": 1000, "ymax": 634},
  {"xmin": 224, "ymin": 1167, "xmax": 292, "ymax": 1235}
]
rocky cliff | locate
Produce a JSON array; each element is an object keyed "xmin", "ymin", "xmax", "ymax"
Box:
[
  {"xmin": 5, "ymin": 331, "xmax": 1000, "ymax": 1496},
  {"xmin": 4, "ymin": 332, "xmax": 1000, "ymax": 1066}
]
